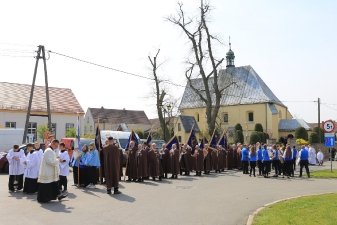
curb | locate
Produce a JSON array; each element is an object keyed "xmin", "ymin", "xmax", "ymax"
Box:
[{"xmin": 246, "ymin": 192, "xmax": 335, "ymax": 225}]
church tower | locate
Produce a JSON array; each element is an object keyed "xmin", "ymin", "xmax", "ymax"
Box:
[{"xmin": 226, "ymin": 37, "xmax": 235, "ymax": 67}]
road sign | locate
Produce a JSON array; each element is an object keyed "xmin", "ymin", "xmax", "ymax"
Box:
[
  {"xmin": 325, "ymin": 133, "xmax": 335, "ymax": 147},
  {"xmin": 323, "ymin": 120, "xmax": 335, "ymax": 133}
]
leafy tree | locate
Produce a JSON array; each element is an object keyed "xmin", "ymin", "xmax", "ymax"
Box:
[
  {"xmin": 309, "ymin": 132, "xmax": 319, "ymax": 143},
  {"xmin": 83, "ymin": 134, "xmax": 95, "ymax": 139},
  {"xmin": 287, "ymin": 134, "xmax": 294, "ymax": 139},
  {"xmin": 135, "ymin": 129, "xmax": 144, "ymax": 139},
  {"xmin": 263, "ymin": 133, "xmax": 270, "ymax": 142},
  {"xmin": 66, "ymin": 127, "xmax": 76, "ymax": 138},
  {"xmin": 312, "ymin": 126, "xmax": 324, "ymax": 143},
  {"xmin": 235, "ymin": 130, "xmax": 244, "ymax": 144},
  {"xmin": 257, "ymin": 132, "xmax": 265, "ymax": 143},
  {"xmin": 295, "ymin": 126, "xmax": 308, "ymax": 141},
  {"xmin": 254, "ymin": 123, "xmax": 263, "ymax": 132},
  {"xmin": 250, "ymin": 131, "xmax": 260, "ymax": 144},
  {"xmin": 235, "ymin": 123, "xmax": 243, "ymax": 132},
  {"xmin": 37, "ymin": 124, "xmax": 49, "ymax": 142}
]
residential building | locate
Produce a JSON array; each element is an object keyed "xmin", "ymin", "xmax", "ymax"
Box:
[
  {"xmin": 0, "ymin": 82, "xmax": 84, "ymax": 142},
  {"xmin": 174, "ymin": 115, "xmax": 200, "ymax": 143},
  {"xmin": 84, "ymin": 107, "xmax": 151, "ymax": 135}
]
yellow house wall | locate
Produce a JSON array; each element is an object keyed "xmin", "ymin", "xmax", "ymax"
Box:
[{"xmin": 174, "ymin": 117, "xmax": 200, "ymax": 144}]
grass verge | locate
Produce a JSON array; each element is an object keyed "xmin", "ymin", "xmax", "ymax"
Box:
[
  {"xmin": 304, "ymin": 169, "xmax": 337, "ymax": 178},
  {"xmin": 253, "ymin": 193, "xmax": 337, "ymax": 225}
]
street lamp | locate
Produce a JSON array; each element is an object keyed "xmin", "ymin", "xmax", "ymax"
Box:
[{"xmin": 158, "ymin": 103, "xmax": 171, "ymax": 141}]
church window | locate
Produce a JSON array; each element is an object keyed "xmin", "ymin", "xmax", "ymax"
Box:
[
  {"xmin": 178, "ymin": 123, "xmax": 181, "ymax": 131},
  {"xmin": 224, "ymin": 113, "xmax": 229, "ymax": 123},
  {"xmin": 248, "ymin": 112, "xmax": 254, "ymax": 122}
]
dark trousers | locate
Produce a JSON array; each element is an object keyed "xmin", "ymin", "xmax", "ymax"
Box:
[
  {"xmin": 293, "ymin": 158, "xmax": 297, "ymax": 170},
  {"xmin": 300, "ymin": 160, "xmax": 310, "ymax": 177},
  {"xmin": 80, "ymin": 167, "xmax": 89, "ymax": 186},
  {"xmin": 263, "ymin": 161, "xmax": 271, "ymax": 175},
  {"xmin": 257, "ymin": 160, "xmax": 263, "ymax": 175},
  {"xmin": 284, "ymin": 161, "xmax": 292, "ymax": 176},
  {"xmin": 59, "ymin": 175, "xmax": 67, "ymax": 191},
  {"xmin": 272, "ymin": 160, "xmax": 279, "ymax": 175},
  {"xmin": 242, "ymin": 161, "xmax": 249, "ymax": 174},
  {"xmin": 250, "ymin": 161, "xmax": 256, "ymax": 176},
  {"xmin": 87, "ymin": 166, "xmax": 97, "ymax": 184},
  {"xmin": 8, "ymin": 174, "xmax": 23, "ymax": 191},
  {"xmin": 73, "ymin": 166, "xmax": 78, "ymax": 184},
  {"xmin": 278, "ymin": 163, "xmax": 284, "ymax": 175}
]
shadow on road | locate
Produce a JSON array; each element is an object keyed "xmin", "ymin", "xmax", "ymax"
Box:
[
  {"xmin": 110, "ymin": 193, "xmax": 135, "ymax": 202},
  {"xmin": 39, "ymin": 201, "xmax": 73, "ymax": 213}
]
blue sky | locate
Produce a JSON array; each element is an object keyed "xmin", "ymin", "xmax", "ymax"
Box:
[{"xmin": 0, "ymin": 0, "xmax": 336, "ymax": 123}]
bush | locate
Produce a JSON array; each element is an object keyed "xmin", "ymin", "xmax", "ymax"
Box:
[
  {"xmin": 312, "ymin": 126, "xmax": 324, "ymax": 143},
  {"xmin": 309, "ymin": 132, "xmax": 319, "ymax": 143},
  {"xmin": 66, "ymin": 127, "xmax": 76, "ymax": 138},
  {"xmin": 235, "ymin": 130, "xmax": 244, "ymax": 144},
  {"xmin": 250, "ymin": 131, "xmax": 261, "ymax": 144},
  {"xmin": 257, "ymin": 132, "xmax": 265, "ymax": 143},
  {"xmin": 264, "ymin": 132, "xmax": 270, "ymax": 141},
  {"xmin": 254, "ymin": 123, "xmax": 263, "ymax": 132},
  {"xmin": 295, "ymin": 126, "xmax": 308, "ymax": 141},
  {"xmin": 235, "ymin": 123, "xmax": 243, "ymax": 132},
  {"xmin": 296, "ymin": 138, "xmax": 308, "ymax": 145},
  {"xmin": 287, "ymin": 134, "xmax": 294, "ymax": 139},
  {"xmin": 135, "ymin": 129, "xmax": 144, "ymax": 139}
]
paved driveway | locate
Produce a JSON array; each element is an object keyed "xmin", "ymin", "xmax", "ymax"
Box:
[{"xmin": 0, "ymin": 161, "xmax": 336, "ymax": 225}]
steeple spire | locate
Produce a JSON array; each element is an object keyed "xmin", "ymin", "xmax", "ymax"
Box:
[{"xmin": 226, "ymin": 36, "xmax": 235, "ymax": 68}]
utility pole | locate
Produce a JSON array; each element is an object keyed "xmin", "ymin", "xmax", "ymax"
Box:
[
  {"xmin": 318, "ymin": 98, "xmax": 321, "ymax": 143},
  {"xmin": 22, "ymin": 45, "xmax": 52, "ymax": 144}
]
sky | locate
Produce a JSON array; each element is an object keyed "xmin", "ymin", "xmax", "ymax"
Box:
[{"xmin": 0, "ymin": 0, "xmax": 336, "ymax": 123}]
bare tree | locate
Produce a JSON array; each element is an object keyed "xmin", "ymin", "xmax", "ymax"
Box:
[{"xmin": 166, "ymin": 0, "xmax": 235, "ymax": 135}]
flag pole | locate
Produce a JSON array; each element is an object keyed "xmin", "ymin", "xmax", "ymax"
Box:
[
  {"xmin": 97, "ymin": 118, "xmax": 102, "ymax": 185},
  {"xmin": 77, "ymin": 113, "xmax": 80, "ymax": 188},
  {"xmin": 185, "ymin": 124, "xmax": 195, "ymax": 145},
  {"xmin": 124, "ymin": 130, "xmax": 133, "ymax": 181}
]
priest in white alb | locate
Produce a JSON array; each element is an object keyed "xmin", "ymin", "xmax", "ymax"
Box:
[
  {"xmin": 6, "ymin": 144, "xmax": 25, "ymax": 192},
  {"xmin": 23, "ymin": 143, "xmax": 40, "ymax": 194},
  {"xmin": 308, "ymin": 144, "xmax": 316, "ymax": 165},
  {"xmin": 317, "ymin": 149, "xmax": 324, "ymax": 166},
  {"xmin": 37, "ymin": 139, "xmax": 66, "ymax": 203}
]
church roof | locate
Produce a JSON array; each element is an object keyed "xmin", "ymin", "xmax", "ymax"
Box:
[
  {"xmin": 278, "ymin": 119, "xmax": 312, "ymax": 132},
  {"xmin": 179, "ymin": 65, "xmax": 285, "ymax": 109},
  {"xmin": 179, "ymin": 116, "xmax": 200, "ymax": 132}
]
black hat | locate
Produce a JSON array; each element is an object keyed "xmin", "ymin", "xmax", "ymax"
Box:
[{"xmin": 108, "ymin": 136, "xmax": 114, "ymax": 140}]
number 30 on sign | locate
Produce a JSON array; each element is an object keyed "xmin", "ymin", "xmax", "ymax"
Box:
[{"xmin": 323, "ymin": 120, "xmax": 335, "ymax": 133}]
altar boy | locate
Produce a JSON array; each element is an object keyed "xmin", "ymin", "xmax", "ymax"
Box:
[
  {"xmin": 23, "ymin": 143, "xmax": 40, "ymax": 194},
  {"xmin": 59, "ymin": 142, "xmax": 70, "ymax": 195},
  {"xmin": 6, "ymin": 144, "xmax": 25, "ymax": 192}
]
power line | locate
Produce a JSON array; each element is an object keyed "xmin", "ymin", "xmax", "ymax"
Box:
[
  {"xmin": 48, "ymin": 50, "xmax": 186, "ymax": 87},
  {"xmin": 0, "ymin": 42, "xmax": 37, "ymax": 47},
  {"xmin": 321, "ymin": 103, "xmax": 337, "ymax": 112}
]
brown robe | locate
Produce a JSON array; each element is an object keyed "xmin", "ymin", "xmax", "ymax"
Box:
[
  {"xmin": 119, "ymin": 148, "xmax": 123, "ymax": 177},
  {"xmin": 137, "ymin": 149, "xmax": 148, "ymax": 177},
  {"xmin": 218, "ymin": 149, "xmax": 224, "ymax": 170},
  {"xmin": 204, "ymin": 148, "xmax": 212, "ymax": 171},
  {"xmin": 227, "ymin": 148, "xmax": 234, "ymax": 170},
  {"xmin": 184, "ymin": 148, "xmax": 192, "ymax": 171},
  {"xmin": 196, "ymin": 149, "xmax": 204, "ymax": 171},
  {"xmin": 233, "ymin": 148, "xmax": 238, "ymax": 168},
  {"xmin": 170, "ymin": 149, "xmax": 180, "ymax": 175},
  {"xmin": 211, "ymin": 150, "xmax": 218, "ymax": 170},
  {"xmin": 103, "ymin": 144, "xmax": 120, "ymax": 189},
  {"xmin": 148, "ymin": 149, "xmax": 160, "ymax": 177},
  {"xmin": 237, "ymin": 148, "xmax": 242, "ymax": 169},
  {"xmin": 125, "ymin": 146, "xmax": 138, "ymax": 179},
  {"xmin": 223, "ymin": 149, "xmax": 227, "ymax": 169},
  {"xmin": 162, "ymin": 148, "xmax": 171, "ymax": 174}
]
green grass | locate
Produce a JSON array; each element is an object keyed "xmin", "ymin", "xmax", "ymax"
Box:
[
  {"xmin": 304, "ymin": 169, "xmax": 337, "ymax": 178},
  {"xmin": 253, "ymin": 193, "xmax": 337, "ymax": 225}
]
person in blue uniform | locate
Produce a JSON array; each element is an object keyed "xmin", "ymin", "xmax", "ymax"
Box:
[
  {"xmin": 249, "ymin": 146, "xmax": 257, "ymax": 177},
  {"xmin": 85, "ymin": 142, "xmax": 101, "ymax": 189},
  {"xmin": 262, "ymin": 145, "xmax": 271, "ymax": 178},
  {"xmin": 256, "ymin": 144, "xmax": 263, "ymax": 176},
  {"xmin": 241, "ymin": 145, "xmax": 249, "ymax": 174},
  {"xmin": 298, "ymin": 145, "xmax": 310, "ymax": 178}
]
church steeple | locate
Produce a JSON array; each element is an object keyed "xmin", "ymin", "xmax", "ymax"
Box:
[{"xmin": 226, "ymin": 36, "xmax": 235, "ymax": 67}]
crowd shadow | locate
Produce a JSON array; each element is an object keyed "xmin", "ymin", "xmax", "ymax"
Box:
[
  {"xmin": 39, "ymin": 201, "xmax": 73, "ymax": 213},
  {"xmin": 110, "ymin": 193, "xmax": 136, "ymax": 203}
]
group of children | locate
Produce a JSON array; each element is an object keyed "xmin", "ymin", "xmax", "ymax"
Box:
[{"xmin": 7, "ymin": 142, "xmax": 70, "ymax": 196}]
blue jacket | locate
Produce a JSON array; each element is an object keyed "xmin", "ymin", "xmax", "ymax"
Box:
[
  {"xmin": 292, "ymin": 149, "xmax": 298, "ymax": 158},
  {"xmin": 257, "ymin": 149, "xmax": 263, "ymax": 161},
  {"xmin": 79, "ymin": 152, "xmax": 88, "ymax": 169},
  {"xmin": 273, "ymin": 150, "xmax": 279, "ymax": 161},
  {"xmin": 262, "ymin": 149, "xmax": 270, "ymax": 161},
  {"xmin": 85, "ymin": 149, "xmax": 101, "ymax": 167},
  {"xmin": 71, "ymin": 155, "xmax": 78, "ymax": 167},
  {"xmin": 300, "ymin": 149, "xmax": 309, "ymax": 160},
  {"xmin": 241, "ymin": 148, "xmax": 249, "ymax": 161},
  {"xmin": 250, "ymin": 153, "xmax": 257, "ymax": 162}
]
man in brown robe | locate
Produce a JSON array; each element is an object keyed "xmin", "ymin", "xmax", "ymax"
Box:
[
  {"xmin": 103, "ymin": 137, "xmax": 121, "ymax": 194},
  {"xmin": 211, "ymin": 148, "xmax": 219, "ymax": 173},
  {"xmin": 237, "ymin": 144, "xmax": 242, "ymax": 170},
  {"xmin": 126, "ymin": 141, "xmax": 138, "ymax": 182},
  {"xmin": 148, "ymin": 143, "xmax": 162, "ymax": 181},
  {"xmin": 217, "ymin": 146, "xmax": 224, "ymax": 172},
  {"xmin": 170, "ymin": 144, "xmax": 180, "ymax": 179},
  {"xmin": 162, "ymin": 144, "xmax": 171, "ymax": 178},
  {"xmin": 137, "ymin": 144, "xmax": 148, "ymax": 182},
  {"xmin": 227, "ymin": 146, "xmax": 234, "ymax": 170},
  {"xmin": 204, "ymin": 144, "xmax": 212, "ymax": 174},
  {"xmin": 183, "ymin": 144, "xmax": 192, "ymax": 176},
  {"xmin": 193, "ymin": 145, "xmax": 204, "ymax": 176},
  {"xmin": 115, "ymin": 143, "xmax": 124, "ymax": 181},
  {"xmin": 222, "ymin": 146, "xmax": 227, "ymax": 171}
]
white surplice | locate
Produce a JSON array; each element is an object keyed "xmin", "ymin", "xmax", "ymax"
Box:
[
  {"xmin": 59, "ymin": 150, "xmax": 70, "ymax": 176},
  {"xmin": 35, "ymin": 149, "xmax": 44, "ymax": 163},
  {"xmin": 24, "ymin": 151, "xmax": 40, "ymax": 179},
  {"xmin": 38, "ymin": 148, "xmax": 60, "ymax": 183},
  {"xmin": 308, "ymin": 147, "xmax": 316, "ymax": 164},
  {"xmin": 317, "ymin": 151, "xmax": 324, "ymax": 162},
  {"xmin": 6, "ymin": 149, "xmax": 25, "ymax": 175}
]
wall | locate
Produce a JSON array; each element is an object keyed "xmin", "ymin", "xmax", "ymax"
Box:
[{"xmin": 0, "ymin": 110, "xmax": 84, "ymax": 142}]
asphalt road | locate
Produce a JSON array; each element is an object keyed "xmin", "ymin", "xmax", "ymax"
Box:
[{"xmin": 1, "ymin": 161, "xmax": 337, "ymax": 225}]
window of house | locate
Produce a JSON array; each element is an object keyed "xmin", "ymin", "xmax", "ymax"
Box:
[
  {"xmin": 224, "ymin": 113, "xmax": 229, "ymax": 123},
  {"xmin": 248, "ymin": 112, "xmax": 254, "ymax": 122},
  {"xmin": 178, "ymin": 123, "xmax": 181, "ymax": 131},
  {"xmin": 51, "ymin": 123, "xmax": 57, "ymax": 137},
  {"xmin": 178, "ymin": 136, "xmax": 182, "ymax": 142},
  {"xmin": 65, "ymin": 123, "xmax": 74, "ymax": 132},
  {"xmin": 5, "ymin": 122, "xmax": 16, "ymax": 128},
  {"xmin": 27, "ymin": 122, "xmax": 37, "ymax": 140},
  {"xmin": 197, "ymin": 113, "xmax": 200, "ymax": 122}
]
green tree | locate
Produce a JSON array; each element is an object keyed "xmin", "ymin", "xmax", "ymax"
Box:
[
  {"xmin": 312, "ymin": 126, "xmax": 324, "ymax": 143},
  {"xmin": 37, "ymin": 124, "xmax": 49, "ymax": 142},
  {"xmin": 135, "ymin": 129, "xmax": 144, "ymax": 139},
  {"xmin": 250, "ymin": 131, "xmax": 261, "ymax": 144},
  {"xmin": 309, "ymin": 132, "xmax": 319, "ymax": 143},
  {"xmin": 235, "ymin": 123, "xmax": 243, "ymax": 132},
  {"xmin": 66, "ymin": 127, "xmax": 76, "ymax": 138},
  {"xmin": 264, "ymin": 133, "xmax": 270, "ymax": 142},
  {"xmin": 235, "ymin": 130, "xmax": 244, "ymax": 144},
  {"xmin": 257, "ymin": 132, "xmax": 265, "ymax": 143},
  {"xmin": 295, "ymin": 126, "xmax": 308, "ymax": 141},
  {"xmin": 254, "ymin": 123, "xmax": 263, "ymax": 132}
]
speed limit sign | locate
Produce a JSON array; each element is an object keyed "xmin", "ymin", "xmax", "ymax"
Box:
[{"xmin": 323, "ymin": 120, "xmax": 335, "ymax": 133}]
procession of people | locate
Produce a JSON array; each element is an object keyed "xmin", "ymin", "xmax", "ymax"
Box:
[{"xmin": 6, "ymin": 128, "xmax": 320, "ymax": 202}]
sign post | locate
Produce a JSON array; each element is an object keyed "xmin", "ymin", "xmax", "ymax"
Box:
[{"xmin": 323, "ymin": 120, "xmax": 335, "ymax": 173}]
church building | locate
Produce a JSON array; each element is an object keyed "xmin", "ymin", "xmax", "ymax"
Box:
[{"xmin": 174, "ymin": 40, "xmax": 311, "ymax": 144}]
